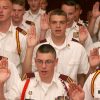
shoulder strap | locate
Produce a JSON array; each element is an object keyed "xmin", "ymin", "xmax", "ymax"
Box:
[
  {"xmin": 22, "ymin": 73, "xmax": 35, "ymax": 81},
  {"xmin": 16, "ymin": 27, "xmax": 27, "ymax": 35},
  {"xmin": 77, "ymin": 22, "xmax": 83, "ymax": 26},
  {"xmin": 25, "ymin": 20, "xmax": 35, "ymax": 26},
  {"xmin": 0, "ymin": 56, "xmax": 8, "ymax": 60},
  {"xmin": 16, "ymin": 27, "xmax": 27, "ymax": 56},
  {"xmin": 59, "ymin": 74, "xmax": 74, "ymax": 98},
  {"xmin": 21, "ymin": 79, "xmax": 30, "ymax": 100},
  {"xmin": 91, "ymin": 70, "xmax": 100, "ymax": 97},
  {"xmin": 59, "ymin": 74, "xmax": 74, "ymax": 84},
  {"xmin": 39, "ymin": 39, "xmax": 47, "ymax": 43},
  {"xmin": 72, "ymin": 38, "xmax": 79, "ymax": 43},
  {"xmin": 16, "ymin": 30, "xmax": 21, "ymax": 56},
  {"xmin": 21, "ymin": 73, "xmax": 35, "ymax": 100}
]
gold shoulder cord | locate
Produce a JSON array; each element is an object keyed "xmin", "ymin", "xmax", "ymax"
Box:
[
  {"xmin": 16, "ymin": 30, "xmax": 21, "ymax": 56},
  {"xmin": 91, "ymin": 70, "xmax": 100, "ymax": 97}
]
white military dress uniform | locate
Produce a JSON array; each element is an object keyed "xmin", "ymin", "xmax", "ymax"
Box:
[
  {"xmin": 83, "ymin": 70, "xmax": 100, "ymax": 100},
  {"xmin": 0, "ymin": 23, "xmax": 27, "ymax": 75},
  {"xmin": 46, "ymin": 21, "xmax": 93, "ymax": 51},
  {"xmin": 23, "ymin": 9, "xmax": 45, "ymax": 38},
  {"xmin": 32, "ymin": 36, "xmax": 89, "ymax": 83},
  {"xmin": 5, "ymin": 72, "xmax": 73, "ymax": 100}
]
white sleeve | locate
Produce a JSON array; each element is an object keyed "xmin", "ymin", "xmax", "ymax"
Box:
[
  {"xmin": 4, "ymin": 61, "xmax": 23, "ymax": 99},
  {"xmin": 19, "ymin": 34, "xmax": 27, "ymax": 63},
  {"xmin": 83, "ymin": 74, "xmax": 94, "ymax": 100},
  {"xmin": 78, "ymin": 46, "xmax": 90, "ymax": 74}
]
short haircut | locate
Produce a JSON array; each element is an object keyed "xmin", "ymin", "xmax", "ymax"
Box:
[
  {"xmin": 12, "ymin": 0, "xmax": 25, "ymax": 7},
  {"xmin": 49, "ymin": 9, "xmax": 67, "ymax": 22},
  {"xmin": 36, "ymin": 44, "xmax": 56, "ymax": 58},
  {"xmin": 61, "ymin": 0, "xmax": 77, "ymax": 7}
]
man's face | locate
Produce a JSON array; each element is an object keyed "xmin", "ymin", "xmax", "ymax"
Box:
[
  {"xmin": 35, "ymin": 52, "xmax": 58, "ymax": 82},
  {"xmin": 40, "ymin": 0, "xmax": 48, "ymax": 10},
  {"xmin": 49, "ymin": 15, "xmax": 67, "ymax": 38},
  {"xmin": 74, "ymin": 4, "xmax": 82, "ymax": 21},
  {"xmin": 0, "ymin": 0, "xmax": 12, "ymax": 22},
  {"xmin": 27, "ymin": 0, "xmax": 41, "ymax": 13},
  {"xmin": 61, "ymin": 4, "xmax": 75, "ymax": 26},
  {"xmin": 12, "ymin": 4, "xmax": 25, "ymax": 23}
]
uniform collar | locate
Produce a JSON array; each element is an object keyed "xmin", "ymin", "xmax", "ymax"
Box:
[
  {"xmin": 34, "ymin": 72, "xmax": 60, "ymax": 88},
  {"xmin": 46, "ymin": 36, "xmax": 70, "ymax": 50},
  {"xmin": 0, "ymin": 21, "xmax": 15, "ymax": 36},
  {"xmin": 28, "ymin": 9, "xmax": 45, "ymax": 16}
]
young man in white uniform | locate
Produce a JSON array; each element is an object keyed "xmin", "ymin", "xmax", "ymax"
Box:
[
  {"xmin": 0, "ymin": 44, "xmax": 84, "ymax": 100},
  {"xmin": 23, "ymin": 0, "xmax": 45, "ymax": 37},
  {"xmin": 0, "ymin": 0, "xmax": 27, "ymax": 76},
  {"xmin": 24, "ymin": 9, "xmax": 90, "ymax": 87}
]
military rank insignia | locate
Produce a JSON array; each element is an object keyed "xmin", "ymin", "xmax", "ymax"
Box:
[{"xmin": 73, "ymin": 32, "xmax": 79, "ymax": 38}]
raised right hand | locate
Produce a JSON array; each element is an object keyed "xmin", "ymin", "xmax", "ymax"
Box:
[
  {"xmin": 92, "ymin": 2, "xmax": 100, "ymax": 19},
  {"xmin": 0, "ymin": 58, "xmax": 10, "ymax": 84}
]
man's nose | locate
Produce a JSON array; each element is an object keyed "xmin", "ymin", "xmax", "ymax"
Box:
[
  {"xmin": 56, "ymin": 23, "xmax": 60, "ymax": 27},
  {"xmin": 42, "ymin": 62, "xmax": 46, "ymax": 68},
  {"xmin": 0, "ymin": 8, "xmax": 3, "ymax": 13}
]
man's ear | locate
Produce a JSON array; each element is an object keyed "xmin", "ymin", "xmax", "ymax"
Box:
[{"xmin": 55, "ymin": 58, "xmax": 58, "ymax": 66}]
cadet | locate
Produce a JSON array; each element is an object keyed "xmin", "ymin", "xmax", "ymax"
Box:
[
  {"xmin": 24, "ymin": 9, "xmax": 90, "ymax": 87},
  {"xmin": 83, "ymin": 45, "xmax": 100, "ymax": 100},
  {"xmin": 23, "ymin": 0, "xmax": 45, "ymax": 37},
  {"xmin": 61, "ymin": 0, "xmax": 93, "ymax": 50},
  {"xmin": 44, "ymin": 0, "xmax": 93, "ymax": 51},
  {"xmin": 11, "ymin": 0, "xmax": 27, "ymax": 30},
  {"xmin": 0, "ymin": 44, "xmax": 84, "ymax": 100},
  {"xmin": 0, "ymin": 0, "xmax": 27, "ymax": 76},
  {"xmin": 83, "ymin": 69, "xmax": 100, "ymax": 100}
]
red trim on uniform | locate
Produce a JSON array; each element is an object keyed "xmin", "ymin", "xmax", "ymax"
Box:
[{"xmin": 21, "ymin": 79, "xmax": 30, "ymax": 100}]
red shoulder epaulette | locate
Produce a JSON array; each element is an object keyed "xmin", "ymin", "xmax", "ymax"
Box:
[
  {"xmin": 22, "ymin": 72, "xmax": 35, "ymax": 81},
  {"xmin": 16, "ymin": 27, "xmax": 27, "ymax": 35},
  {"xmin": 59, "ymin": 74, "xmax": 74, "ymax": 84},
  {"xmin": 72, "ymin": 38, "xmax": 79, "ymax": 43},
  {"xmin": 77, "ymin": 23, "xmax": 83, "ymax": 26},
  {"xmin": 39, "ymin": 39, "xmax": 47, "ymax": 43},
  {"xmin": 0, "ymin": 56, "xmax": 8, "ymax": 60},
  {"xmin": 21, "ymin": 72, "xmax": 35, "ymax": 100},
  {"xmin": 91, "ymin": 70, "xmax": 100, "ymax": 97},
  {"xmin": 25, "ymin": 20, "xmax": 35, "ymax": 26}
]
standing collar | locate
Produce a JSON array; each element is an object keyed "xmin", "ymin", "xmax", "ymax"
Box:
[
  {"xmin": 34, "ymin": 72, "xmax": 60, "ymax": 88},
  {"xmin": 46, "ymin": 36, "xmax": 70, "ymax": 50},
  {"xmin": 28, "ymin": 9, "xmax": 45, "ymax": 16}
]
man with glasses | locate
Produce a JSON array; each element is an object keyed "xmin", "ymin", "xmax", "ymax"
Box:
[
  {"xmin": 25, "ymin": 9, "xmax": 89, "ymax": 87},
  {"xmin": 0, "ymin": 44, "xmax": 84, "ymax": 100}
]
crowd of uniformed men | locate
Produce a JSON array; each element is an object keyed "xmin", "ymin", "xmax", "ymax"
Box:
[{"xmin": 0, "ymin": 0, "xmax": 100, "ymax": 99}]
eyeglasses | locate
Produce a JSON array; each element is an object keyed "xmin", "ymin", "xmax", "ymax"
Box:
[{"xmin": 35, "ymin": 59, "xmax": 54, "ymax": 65}]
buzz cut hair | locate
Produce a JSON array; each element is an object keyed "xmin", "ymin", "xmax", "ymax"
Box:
[
  {"xmin": 36, "ymin": 44, "xmax": 57, "ymax": 58},
  {"xmin": 49, "ymin": 9, "xmax": 67, "ymax": 22},
  {"xmin": 12, "ymin": 0, "xmax": 25, "ymax": 7},
  {"xmin": 61, "ymin": 0, "xmax": 77, "ymax": 6}
]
